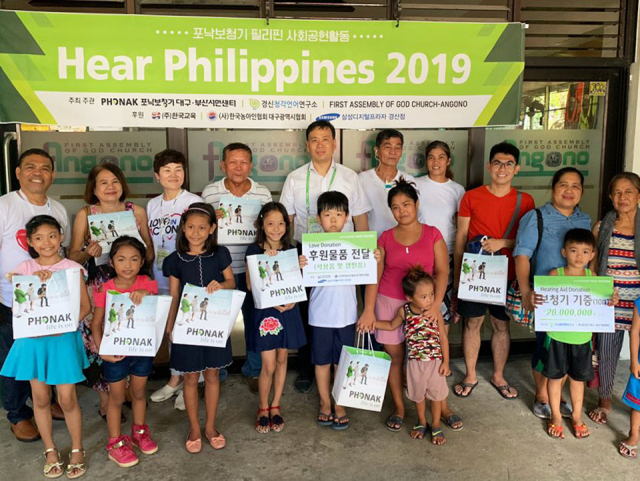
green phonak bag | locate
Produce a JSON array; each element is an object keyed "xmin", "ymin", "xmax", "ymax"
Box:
[{"xmin": 331, "ymin": 334, "xmax": 391, "ymax": 412}]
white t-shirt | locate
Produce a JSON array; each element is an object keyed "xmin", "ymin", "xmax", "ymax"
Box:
[
  {"xmin": 201, "ymin": 177, "xmax": 272, "ymax": 274},
  {"xmin": 146, "ymin": 190, "xmax": 203, "ymax": 292},
  {"xmin": 280, "ymin": 160, "xmax": 372, "ymax": 243},
  {"xmin": 309, "ymin": 284, "xmax": 358, "ymax": 329},
  {"xmin": 415, "ymin": 176, "xmax": 465, "ymax": 253},
  {"xmin": 358, "ymin": 168, "xmax": 417, "ymax": 238},
  {"xmin": 0, "ymin": 190, "xmax": 71, "ymax": 307}
]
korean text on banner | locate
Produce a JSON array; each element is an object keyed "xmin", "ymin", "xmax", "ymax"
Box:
[
  {"xmin": 99, "ymin": 292, "xmax": 172, "ymax": 357},
  {"xmin": 217, "ymin": 195, "xmax": 262, "ymax": 245},
  {"xmin": 533, "ymin": 276, "xmax": 615, "ymax": 333},
  {"xmin": 332, "ymin": 334, "xmax": 391, "ymax": 412},
  {"xmin": 12, "ymin": 268, "xmax": 81, "ymax": 339},
  {"xmin": 0, "ymin": 11, "xmax": 524, "ymax": 129},
  {"xmin": 457, "ymin": 252, "xmax": 508, "ymax": 306},
  {"xmin": 247, "ymin": 249, "xmax": 307, "ymax": 309},
  {"xmin": 172, "ymin": 284, "xmax": 245, "ymax": 347},
  {"xmin": 302, "ymin": 231, "xmax": 377, "ymax": 287}
]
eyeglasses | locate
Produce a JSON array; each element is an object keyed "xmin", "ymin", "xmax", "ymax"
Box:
[{"xmin": 490, "ymin": 160, "xmax": 516, "ymax": 170}]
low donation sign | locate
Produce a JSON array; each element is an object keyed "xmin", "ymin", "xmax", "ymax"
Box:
[
  {"xmin": 302, "ymin": 231, "xmax": 377, "ymax": 287},
  {"xmin": 533, "ymin": 276, "xmax": 615, "ymax": 333},
  {"xmin": 0, "ymin": 11, "xmax": 523, "ymax": 128}
]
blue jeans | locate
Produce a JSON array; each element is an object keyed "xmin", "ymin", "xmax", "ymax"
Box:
[
  {"xmin": 0, "ymin": 303, "xmax": 34, "ymax": 424},
  {"xmin": 235, "ymin": 273, "xmax": 261, "ymax": 377}
]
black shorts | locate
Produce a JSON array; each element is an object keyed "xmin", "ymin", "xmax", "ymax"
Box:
[
  {"xmin": 457, "ymin": 299, "xmax": 509, "ymax": 322},
  {"xmin": 537, "ymin": 336, "xmax": 593, "ymax": 381}
]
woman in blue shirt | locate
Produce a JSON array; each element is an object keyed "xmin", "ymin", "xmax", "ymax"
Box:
[{"xmin": 514, "ymin": 167, "xmax": 591, "ymax": 420}]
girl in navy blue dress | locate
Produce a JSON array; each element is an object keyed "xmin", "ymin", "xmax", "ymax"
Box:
[
  {"xmin": 246, "ymin": 202, "xmax": 306, "ymax": 434},
  {"xmin": 163, "ymin": 203, "xmax": 235, "ymax": 453}
]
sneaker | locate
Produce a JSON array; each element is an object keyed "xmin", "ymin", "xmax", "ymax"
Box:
[
  {"xmin": 532, "ymin": 401, "xmax": 552, "ymax": 420},
  {"xmin": 131, "ymin": 424, "xmax": 159, "ymax": 455},
  {"xmin": 107, "ymin": 435, "xmax": 139, "ymax": 468},
  {"xmin": 150, "ymin": 382, "xmax": 183, "ymax": 403},
  {"xmin": 294, "ymin": 374, "xmax": 313, "ymax": 394},
  {"xmin": 560, "ymin": 400, "xmax": 573, "ymax": 419},
  {"xmin": 174, "ymin": 390, "xmax": 186, "ymax": 411}
]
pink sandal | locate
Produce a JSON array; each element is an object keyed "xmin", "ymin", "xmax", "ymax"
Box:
[
  {"xmin": 185, "ymin": 433, "xmax": 202, "ymax": 454},
  {"xmin": 207, "ymin": 430, "xmax": 226, "ymax": 450}
]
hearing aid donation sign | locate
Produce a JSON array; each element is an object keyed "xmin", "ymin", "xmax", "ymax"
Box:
[
  {"xmin": 99, "ymin": 292, "xmax": 172, "ymax": 357},
  {"xmin": 247, "ymin": 249, "xmax": 307, "ymax": 309},
  {"xmin": 217, "ymin": 195, "xmax": 262, "ymax": 245},
  {"xmin": 0, "ymin": 11, "xmax": 523, "ymax": 129},
  {"xmin": 172, "ymin": 284, "xmax": 245, "ymax": 348},
  {"xmin": 533, "ymin": 276, "xmax": 615, "ymax": 333},
  {"xmin": 12, "ymin": 269, "xmax": 81, "ymax": 339},
  {"xmin": 88, "ymin": 210, "xmax": 144, "ymax": 266},
  {"xmin": 302, "ymin": 231, "xmax": 377, "ymax": 287}
]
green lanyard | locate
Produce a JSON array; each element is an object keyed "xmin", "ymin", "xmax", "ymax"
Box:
[{"xmin": 306, "ymin": 163, "xmax": 337, "ymax": 214}]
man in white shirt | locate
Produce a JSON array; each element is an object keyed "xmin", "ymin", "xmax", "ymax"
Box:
[
  {"xmin": 202, "ymin": 142, "xmax": 272, "ymax": 392},
  {"xmin": 280, "ymin": 120, "xmax": 372, "ymax": 393},
  {"xmin": 0, "ymin": 149, "xmax": 70, "ymax": 442}
]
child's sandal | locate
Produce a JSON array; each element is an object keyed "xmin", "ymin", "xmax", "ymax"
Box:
[
  {"xmin": 269, "ymin": 406, "xmax": 284, "ymax": 433},
  {"xmin": 410, "ymin": 425, "xmax": 427, "ymax": 440},
  {"xmin": 619, "ymin": 441, "xmax": 638, "ymax": 459},
  {"xmin": 572, "ymin": 422, "xmax": 590, "ymax": 439},
  {"xmin": 43, "ymin": 448, "xmax": 64, "ymax": 479},
  {"xmin": 430, "ymin": 427, "xmax": 447, "ymax": 445},
  {"xmin": 255, "ymin": 408, "xmax": 270, "ymax": 434},
  {"xmin": 65, "ymin": 449, "xmax": 86, "ymax": 479},
  {"xmin": 207, "ymin": 430, "xmax": 226, "ymax": 450},
  {"xmin": 547, "ymin": 422, "xmax": 564, "ymax": 439}
]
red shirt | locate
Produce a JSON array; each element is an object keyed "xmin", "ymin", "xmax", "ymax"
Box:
[
  {"xmin": 458, "ymin": 186, "xmax": 534, "ymax": 279},
  {"xmin": 93, "ymin": 276, "xmax": 158, "ymax": 308}
]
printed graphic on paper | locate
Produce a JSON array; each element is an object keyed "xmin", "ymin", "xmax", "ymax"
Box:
[
  {"xmin": 217, "ymin": 195, "xmax": 262, "ymax": 245},
  {"xmin": 457, "ymin": 252, "xmax": 508, "ymax": 306},
  {"xmin": 12, "ymin": 268, "xmax": 81, "ymax": 339},
  {"xmin": 172, "ymin": 284, "xmax": 245, "ymax": 347},
  {"xmin": 534, "ymin": 276, "xmax": 615, "ymax": 333},
  {"xmin": 99, "ymin": 292, "xmax": 172, "ymax": 356},
  {"xmin": 302, "ymin": 231, "xmax": 377, "ymax": 287},
  {"xmin": 247, "ymin": 249, "xmax": 307, "ymax": 309},
  {"xmin": 88, "ymin": 210, "xmax": 144, "ymax": 265}
]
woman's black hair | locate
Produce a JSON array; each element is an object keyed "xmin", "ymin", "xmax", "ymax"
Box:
[
  {"xmin": 255, "ymin": 202, "xmax": 292, "ymax": 250},
  {"xmin": 402, "ymin": 265, "xmax": 435, "ymax": 297},
  {"xmin": 108, "ymin": 235, "xmax": 150, "ymax": 277},
  {"xmin": 175, "ymin": 203, "xmax": 218, "ymax": 255},
  {"xmin": 387, "ymin": 176, "xmax": 419, "ymax": 208},
  {"xmin": 25, "ymin": 215, "xmax": 63, "ymax": 259},
  {"xmin": 425, "ymin": 140, "xmax": 454, "ymax": 180},
  {"xmin": 551, "ymin": 167, "xmax": 584, "ymax": 191}
]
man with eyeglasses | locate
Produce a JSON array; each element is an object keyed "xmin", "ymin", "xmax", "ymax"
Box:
[{"xmin": 451, "ymin": 142, "xmax": 534, "ymax": 401}]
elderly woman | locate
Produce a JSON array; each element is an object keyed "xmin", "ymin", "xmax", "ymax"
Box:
[
  {"xmin": 69, "ymin": 163, "xmax": 154, "ymax": 420},
  {"xmin": 357, "ymin": 178, "xmax": 462, "ymax": 432},
  {"xmin": 588, "ymin": 172, "xmax": 640, "ymax": 425},
  {"xmin": 514, "ymin": 167, "xmax": 591, "ymax": 420}
]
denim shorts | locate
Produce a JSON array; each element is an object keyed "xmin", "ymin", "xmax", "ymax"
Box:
[{"xmin": 103, "ymin": 356, "xmax": 153, "ymax": 383}]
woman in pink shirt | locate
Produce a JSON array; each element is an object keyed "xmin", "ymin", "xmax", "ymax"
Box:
[{"xmin": 357, "ymin": 178, "xmax": 462, "ymax": 432}]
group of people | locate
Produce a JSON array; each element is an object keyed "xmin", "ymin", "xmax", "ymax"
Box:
[{"xmin": 0, "ymin": 120, "xmax": 639, "ymax": 479}]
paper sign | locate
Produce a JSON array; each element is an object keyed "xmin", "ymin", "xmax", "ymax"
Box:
[
  {"xmin": 12, "ymin": 268, "xmax": 81, "ymax": 339},
  {"xmin": 217, "ymin": 195, "xmax": 262, "ymax": 245},
  {"xmin": 99, "ymin": 292, "xmax": 172, "ymax": 356},
  {"xmin": 246, "ymin": 249, "xmax": 307, "ymax": 309},
  {"xmin": 534, "ymin": 276, "xmax": 615, "ymax": 333},
  {"xmin": 88, "ymin": 210, "xmax": 144, "ymax": 265},
  {"xmin": 302, "ymin": 231, "xmax": 377, "ymax": 287},
  {"xmin": 172, "ymin": 284, "xmax": 246, "ymax": 347}
]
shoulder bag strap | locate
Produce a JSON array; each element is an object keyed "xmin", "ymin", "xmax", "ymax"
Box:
[{"xmin": 503, "ymin": 191, "xmax": 522, "ymax": 239}]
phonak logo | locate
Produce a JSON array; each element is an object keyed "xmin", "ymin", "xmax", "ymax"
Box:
[
  {"xmin": 316, "ymin": 113, "xmax": 340, "ymax": 121},
  {"xmin": 208, "ymin": 112, "xmax": 217, "ymax": 121}
]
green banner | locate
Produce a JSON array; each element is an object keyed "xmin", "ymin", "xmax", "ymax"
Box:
[{"xmin": 0, "ymin": 11, "xmax": 524, "ymax": 129}]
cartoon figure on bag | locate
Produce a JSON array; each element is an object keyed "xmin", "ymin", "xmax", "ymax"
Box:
[
  {"xmin": 178, "ymin": 294, "xmax": 190, "ymax": 325},
  {"xmin": 27, "ymin": 283, "xmax": 36, "ymax": 311},
  {"xmin": 38, "ymin": 283, "xmax": 49, "ymax": 307},
  {"xmin": 14, "ymin": 283, "xmax": 28, "ymax": 317},
  {"xmin": 227, "ymin": 205, "xmax": 233, "ymax": 226},
  {"xmin": 376, "ymin": 266, "xmax": 451, "ymax": 445},
  {"xmin": 190, "ymin": 296, "xmax": 198, "ymax": 322},
  {"xmin": 471, "ymin": 260, "xmax": 477, "ymax": 281},
  {"xmin": 478, "ymin": 262, "xmax": 486, "ymax": 280},
  {"xmin": 461, "ymin": 259, "xmax": 470, "ymax": 284},
  {"xmin": 108, "ymin": 220, "xmax": 119, "ymax": 238},
  {"xmin": 219, "ymin": 204, "xmax": 228, "ymax": 227},
  {"xmin": 116, "ymin": 304, "xmax": 125, "ymax": 332},
  {"xmin": 90, "ymin": 221, "xmax": 102, "ymax": 238},
  {"xmin": 199, "ymin": 298, "xmax": 209, "ymax": 320},
  {"xmin": 265, "ymin": 261, "xmax": 273, "ymax": 286},
  {"xmin": 258, "ymin": 261, "xmax": 267, "ymax": 291},
  {"xmin": 360, "ymin": 364, "xmax": 369, "ymax": 385},
  {"xmin": 235, "ymin": 205, "xmax": 242, "ymax": 223},
  {"xmin": 105, "ymin": 303, "xmax": 117, "ymax": 337},
  {"xmin": 125, "ymin": 305, "xmax": 135, "ymax": 330},
  {"xmin": 273, "ymin": 261, "xmax": 283, "ymax": 282},
  {"xmin": 100, "ymin": 220, "xmax": 109, "ymax": 240},
  {"xmin": 344, "ymin": 361, "xmax": 354, "ymax": 389},
  {"xmin": 351, "ymin": 361, "xmax": 360, "ymax": 386}
]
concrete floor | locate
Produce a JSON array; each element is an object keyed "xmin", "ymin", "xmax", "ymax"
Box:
[{"xmin": 1, "ymin": 355, "xmax": 638, "ymax": 481}]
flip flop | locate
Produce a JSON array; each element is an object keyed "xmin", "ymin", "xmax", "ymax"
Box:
[
  {"xmin": 490, "ymin": 381, "xmax": 518, "ymax": 400},
  {"xmin": 410, "ymin": 424, "xmax": 427, "ymax": 440},
  {"xmin": 317, "ymin": 412, "xmax": 334, "ymax": 427},
  {"xmin": 385, "ymin": 414, "xmax": 404, "ymax": 432},
  {"xmin": 332, "ymin": 415, "xmax": 350, "ymax": 431},
  {"xmin": 572, "ymin": 422, "xmax": 590, "ymax": 439},
  {"xmin": 430, "ymin": 427, "xmax": 447, "ymax": 445},
  {"xmin": 588, "ymin": 406, "xmax": 610, "ymax": 425},
  {"xmin": 619, "ymin": 441, "xmax": 638, "ymax": 459},
  {"xmin": 547, "ymin": 422, "xmax": 564, "ymax": 439},
  {"xmin": 441, "ymin": 414, "xmax": 464, "ymax": 431},
  {"xmin": 453, "ymin": 381, "xmax": 478, "ymax": 398}
]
